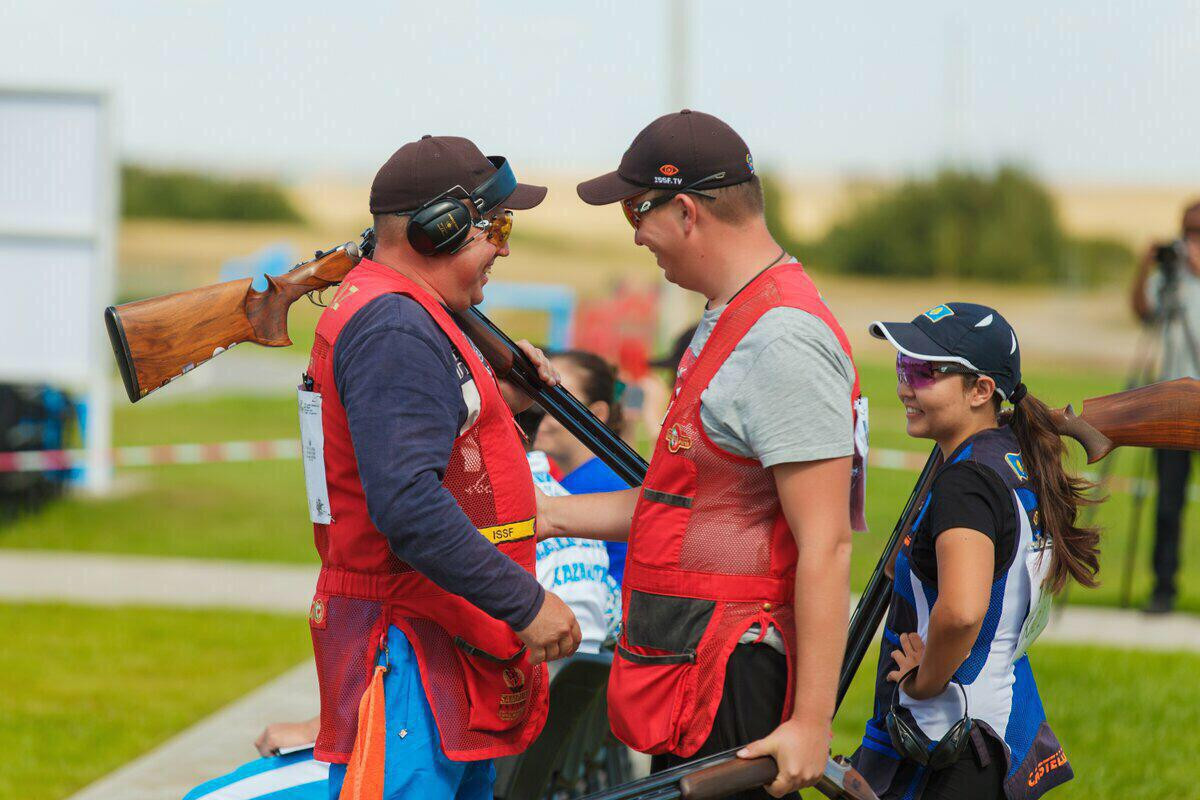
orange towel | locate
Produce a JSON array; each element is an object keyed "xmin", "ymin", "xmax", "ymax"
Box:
[{"xmin": 339, "ymin": 664, "xmax": 387, "ymax": 800}]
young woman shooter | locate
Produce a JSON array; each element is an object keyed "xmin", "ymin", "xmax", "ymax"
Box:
[{"xmin": 852, "ymin": 303, "xmax": 1100, "ymax": 800}]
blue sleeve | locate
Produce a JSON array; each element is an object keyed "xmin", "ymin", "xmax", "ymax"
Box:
[{"xmin": 333, "ymin": 294, "xmax": 545, "ymax": 631}]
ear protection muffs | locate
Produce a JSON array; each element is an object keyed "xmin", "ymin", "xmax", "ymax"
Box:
[
  {"xmin": 886, "ymin": 668, "xmax": 973, "ymax": 770},
  {"xmin": 406, "ymin": 156, "xmax": 518, "ymax": 256}
]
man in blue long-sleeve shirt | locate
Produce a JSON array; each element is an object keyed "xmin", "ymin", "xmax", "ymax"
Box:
[{"xmin": 304, "ymin": 136, "xmax": 580, "ymax": 800}]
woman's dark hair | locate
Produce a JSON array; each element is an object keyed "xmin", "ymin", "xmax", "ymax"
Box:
[
  {"xmin": 553, "ymin": 350, "xmax": 623, "ymax": 431},
  {"xmin": 970, "ymin": 378, "xmax": 1102, "ymax": 594}
]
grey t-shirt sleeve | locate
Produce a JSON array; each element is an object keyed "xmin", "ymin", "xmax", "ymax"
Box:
[{"xmin": 699, "ymin": 307, "xmax": 855, "ymax": 468}]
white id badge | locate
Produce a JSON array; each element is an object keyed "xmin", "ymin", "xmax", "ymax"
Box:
[
  {"xmin": 850, "ymin": 396, "xmax": 870, "ymax": 531},
  {"xmin": 1014, "ymin": 588, "xmax": 1052, "ymax": 660},
  {"xmin": 1014, "ymin": 543, "xmax": 1054, "ymax": 659},
  {"xmin": 297, "ymin": 388, "xmax": 333, "ymax": 524}
]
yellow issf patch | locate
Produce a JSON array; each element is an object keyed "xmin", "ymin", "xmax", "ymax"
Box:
[{"xmin": 478, "ymin": 517, "xmax": 536, "ymax": 545}]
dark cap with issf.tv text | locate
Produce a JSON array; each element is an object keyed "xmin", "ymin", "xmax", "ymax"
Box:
[
  {"xmin": 577, "ymin": 110, "xmax": 756, "ymax": 205},
  {"xmin": 370, "ymin": 135, "xmax": 546, "ymax": 214}
]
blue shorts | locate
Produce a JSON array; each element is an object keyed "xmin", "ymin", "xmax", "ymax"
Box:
[{"xmin": 327, "ymin": 625, "xmax": 494, "ymax": 800}]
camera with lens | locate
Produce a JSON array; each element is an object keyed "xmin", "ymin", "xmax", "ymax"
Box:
[{"xmin": 1155, "ymin": 239, "xmax": 1189, "ymax": 283}]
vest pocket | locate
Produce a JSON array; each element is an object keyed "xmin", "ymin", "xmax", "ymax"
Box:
[
  {"xmin": 607, "ymin": 591, "xmax": 718, "ymax": 754},
  {"xmin": 633, "ymin": 458, "xmax": 697, "ymax": 569},
  {"xmin": 452, "ymin": 634, "xmax": 533, "ymax": 733}
]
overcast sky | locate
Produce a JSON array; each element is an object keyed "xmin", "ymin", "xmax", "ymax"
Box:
[{"xmin": 3, "ymin": 1, "xmax": 1198, "ymax": 182}]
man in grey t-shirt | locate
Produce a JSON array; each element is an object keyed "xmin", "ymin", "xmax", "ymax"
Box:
[
  {"xmin": 538, "ymin": 110, "xmax": 861, "ymax": 799},
  {"xmin": 686, "ymin": 303, "xmax": 856, "ymax": 654}
]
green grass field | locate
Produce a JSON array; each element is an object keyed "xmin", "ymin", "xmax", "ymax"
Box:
[
  {"xmin": 2, "ymin": 354, "xmax": 1197, "ymax": 610},
  {"xmin": 0, "ymin": 602, "xmax": 311, "ymax": 800},
  {"xmin": 3, "ymin": 600, "xmax": 1195, "ymax": 800},
  {"xmin": 831, "ymin": 642, "xmax": 1200, "ymax": 800}
]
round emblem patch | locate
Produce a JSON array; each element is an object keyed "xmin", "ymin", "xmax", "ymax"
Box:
[
  {"xmin": 503, "ymin": 667, "xmax": 525, "ymax": 690},
  {"xmin": 309, "ymin": 598, "xmax": 325, "ymax": 625}
]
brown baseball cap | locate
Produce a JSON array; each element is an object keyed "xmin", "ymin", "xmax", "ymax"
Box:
[
  {"xmin": 370, "ymin": 135, "xmax": 547, "ymax": 214},
  {"xmin": 577, "ymin": 110, "xmax": 756, "ymax": 205}
]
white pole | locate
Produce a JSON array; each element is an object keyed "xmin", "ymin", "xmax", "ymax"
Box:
[
  {"xmin": 84, "ymin": 91, "xmax": 116, "ymax": 495},
  {"xmin": 659, "ymin": 0, "xmax": 698, "ymax": 345}
]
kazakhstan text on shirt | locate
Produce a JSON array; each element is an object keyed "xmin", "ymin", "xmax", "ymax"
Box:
[
  {"xmin": 537, "ymin": 537, "xmax": 603, "ymax": 556},
  {"xmin": 553, "ymin": 562, "xmax": 611, "ymax": 586}
]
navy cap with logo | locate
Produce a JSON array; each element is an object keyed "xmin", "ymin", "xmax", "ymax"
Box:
[
  {"xmin": 577, "ymin": 110, "xmax": 756, "ymax": 205},
  {"xmin": 869, "ymin": 303, "xmax": 1023, "ymax": 401},
  {"xmin": 370, "ymin": 135, "xmax": 546, "ymax": 215}
]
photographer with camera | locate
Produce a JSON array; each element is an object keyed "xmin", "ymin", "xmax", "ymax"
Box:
[{"xmin": 1129, "ymin": 199, "xmax": 1200, "ymax": 614}]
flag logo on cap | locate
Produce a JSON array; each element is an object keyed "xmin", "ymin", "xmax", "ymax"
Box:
[
  {"xmin": 923, "ymin": 304, "xmax": 955, "ymax": 323},
  {"xmin": 659, "ymin": 164, "xmax": 680, "ymax": 176}
]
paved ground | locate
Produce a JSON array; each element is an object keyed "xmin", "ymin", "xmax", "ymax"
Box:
[
  {"xmin": 0, "ymin": 550, "xmax": 316, "ymax": 613},
  {"xmin": 1, "ymin": 548, "xmax": 1194, "ymax": 800},
  {"xmin": 5, "ymin": 549, "xmax": 1198, "ymax": 651}
]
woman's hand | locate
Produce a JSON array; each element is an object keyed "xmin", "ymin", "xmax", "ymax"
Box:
[
  {"xmin": 254, "ymin": 717, "xmax": 320, "ymax": 757},
  {"xmin": 886, "ymin": 632, "xmax": 930, "ymax": 697}
]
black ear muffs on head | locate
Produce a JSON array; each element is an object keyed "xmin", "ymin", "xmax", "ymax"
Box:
[
  {"xmin": 407, "ymin": 198, "xmax": 474, "ymax": 255},
  {"xmin": 405, "ymin": 156, "xmax": 517, "ymax": 256}
]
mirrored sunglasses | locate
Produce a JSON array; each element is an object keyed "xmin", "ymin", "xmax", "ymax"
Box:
[
  {"xmin": 619, "ymin": 171, "xmax": 726, "ymax": 229},
  {"xmin": 896, "ymin": 353, "xmax": 977, "ymax": 388}
]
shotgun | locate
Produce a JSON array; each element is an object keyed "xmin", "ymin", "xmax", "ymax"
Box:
[
  {"xmin": 103, "ymin": 229, "xmax": 648, "ymax": 486},
  {"xmin": 105, "ymin": 241, "xmax": 361, "ymax": 403}
]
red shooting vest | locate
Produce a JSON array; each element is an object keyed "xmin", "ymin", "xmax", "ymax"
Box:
[
  {"xmin": 607, "ymin": 262, "xmax": 860, "ymax": 757},
  {"xmin": 305, "ymin": 259, "xmax": 547, "ymax": 763}
]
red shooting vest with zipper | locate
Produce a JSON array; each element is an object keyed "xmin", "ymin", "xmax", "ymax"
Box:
[
  {"xmin": 607, "ymin": 261, "xmax": 860, "ymax": 757},
  {"xmin": 305, "ymin": 258, "xmax": 547, "ymax": 764}
]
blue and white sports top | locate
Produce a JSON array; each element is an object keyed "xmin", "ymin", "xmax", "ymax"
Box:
[{"xmin": 853, "ymin": 427, "xmax": 1073, "ymax": 800}]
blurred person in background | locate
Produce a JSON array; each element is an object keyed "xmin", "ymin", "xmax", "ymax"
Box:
[
  {"xmin": 854, "ymin": 303, "xmax": 1093, "ymax": 799},
  {"xmin": 539, "ymin": 110, "xmax": 866, "ymax": 799},
  {"xmin": 535, "ymin": 350, "xmax": 631, "ymax": 583},
  {"xmin": 623, "ymin": 326, "xmax": 696, "ymax": 443},
  {"xmin": 1129, "ymin": 199, "xmax": 1200, "ymax": 614}
]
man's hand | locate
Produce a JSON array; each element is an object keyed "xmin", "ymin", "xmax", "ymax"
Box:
[
  {"xmin": 535, "ymin": 492, "xmax": 562, "ymax": 540},
  {"xmin": 515, "ymin": 590, "xmax": 581, "ymax": 664},
  {"xmin": 737, "ymin": 717, "xmax": 832, "ymax": 797},
  {"xmin": 254, "ymin": 716, "xmax": 320, "ymax": 757},
  {"xmin": 500, "ymin": 340, "xmax": 560, "ymax": 413}
]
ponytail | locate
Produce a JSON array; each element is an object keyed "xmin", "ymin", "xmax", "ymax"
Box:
[{"xmin": 1008, "ymin": 391, "xmax": 1102, "ymax": 593}]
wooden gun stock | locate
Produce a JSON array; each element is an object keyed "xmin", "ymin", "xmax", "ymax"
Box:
[
  {"xmin": 105, "ymin": 243, "xmax": 359, "ymax": 402},
  {"xmin": 1048, "ymin": 378, "xmax": 1200, "ymax": 463},
  {"xmin": 678, "ymin": 755, "xmax": 878, "ymax": 800}
]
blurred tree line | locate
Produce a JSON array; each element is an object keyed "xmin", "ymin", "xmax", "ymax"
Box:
[
  {"xmin": 121, "ymin": 165, "xmax": 304, "ymax": 223},
  {"xmin": 764, "ymin": 165, "xmax": 1131, "ymax": 286}
]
